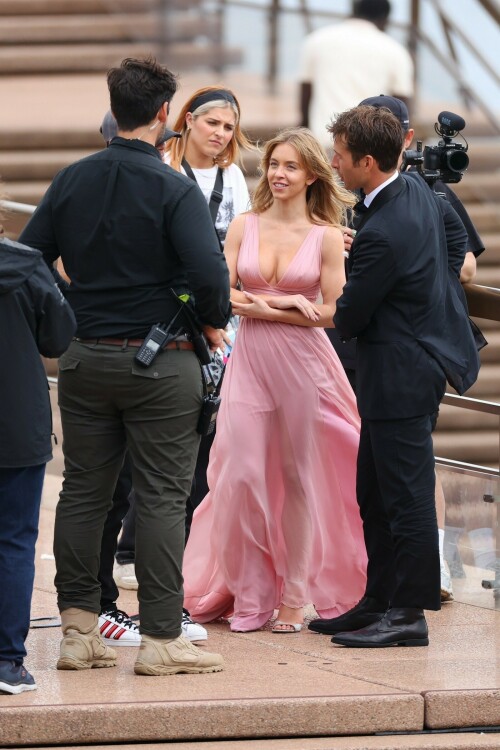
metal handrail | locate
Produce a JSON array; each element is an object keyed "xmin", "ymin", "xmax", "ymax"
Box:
[
  {"xmin": 1, "ymin": 199, "xmax": 36, "ymax": 215},
  {"xmin": 218, "ymin": 0, "xmax": 500, "ymax": 134},
  {"xmin": 442, "ymin": 393, "xmax": 500, "ymax": 417}
]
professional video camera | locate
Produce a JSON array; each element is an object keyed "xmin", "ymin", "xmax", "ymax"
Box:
[{"xmin": 401, "ymin": 111, "xmax": 469, "ymax": 187}]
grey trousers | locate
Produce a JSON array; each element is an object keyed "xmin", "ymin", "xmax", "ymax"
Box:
[{"xmin": 54, "ymin": 340, "xmax": 202, "ymax": 638}]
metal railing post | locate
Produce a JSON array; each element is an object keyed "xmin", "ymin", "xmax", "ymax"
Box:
[{"xmin": 267, "ymin": 0, "xmax": 280, "ymax": 94}]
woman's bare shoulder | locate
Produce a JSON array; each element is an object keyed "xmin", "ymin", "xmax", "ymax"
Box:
[
  {"xmin": 321, "ymin": 225, "xmax": 344, "ymax": 256},
  {"xmin": 226, "ymin": 211, "xmax": 252, "ymax": 244}
]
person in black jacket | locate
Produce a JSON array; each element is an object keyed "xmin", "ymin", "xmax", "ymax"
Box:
[
  {"xmin": 311, "ymin": 105, "xmax": 479, "ymax": 648},
  {"xmin": 0, "ymin": 205, "xmax": 76, "ymax": 694},
  {"xmin": 20, "ymin": 57, "xmax": 230, "ymax": 677},
  {"xmin": 323, "ymin": 94, "xmax": 485, "ymax": 604}
]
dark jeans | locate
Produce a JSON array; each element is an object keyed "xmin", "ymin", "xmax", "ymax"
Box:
[
  {"xmin": 185, "ymin": 428, "xmax": 215, "ymax": 541},
  {"xmin": 98, "ymin": 453, "xmax": 133, "ymax": 611},
  {"xmin": 54, "ymin": 341, "xmax": 202, "ymax": 638},
  {"xmin": 357, "ymin": 415, "xmax": 441, "ymax": 611},
  {"xmin": 0, "ymin": 464, "xmax": 45, "ymax": 663}
]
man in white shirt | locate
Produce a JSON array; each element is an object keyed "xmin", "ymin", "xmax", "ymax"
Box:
[{"xmin": 299, "ymin": 0, "xmax": 414, "ymax": 148}]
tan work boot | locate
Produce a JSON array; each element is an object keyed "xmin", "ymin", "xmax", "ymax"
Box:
[
  {"xmin": 134, "ymin": 634, "xmax": 224, "ymax": 676},
  {"xmin": 57, "ymin": 608, "xmax": 117, "ymax": 670}
]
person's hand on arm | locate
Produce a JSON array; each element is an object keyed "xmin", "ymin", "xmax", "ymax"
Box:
[
  {"xmin": 224, "ymin": 214, "xmax": 305, "ymax": 310},
  {"xmin": 203, "ymin": 326, "xmax": 225, "ymax": 352},
  {"xmin": 232, "ymin": 226, "xmax": 346, "ymax": 327},
  {"xmin": 460, "ymin": 251, "xmax": 477, "ymax": 283},
  {"xmin": 342, "ymin": 226, "xmax": 356, "ymax": 255}
]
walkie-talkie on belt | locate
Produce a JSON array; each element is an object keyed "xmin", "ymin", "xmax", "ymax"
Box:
[
  {"xmin": 134, "ymin": 302, "xmax": 185, "ymax": 368},
  {"xmin": 134, "ymin": 323, "xmax": 176, "ymax": 367},
  {"xmin": 135, "ymin": 290, "xmax": 212, "ymax": 368}
]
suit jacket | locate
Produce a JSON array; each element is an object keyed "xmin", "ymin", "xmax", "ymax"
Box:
[{"xmin": 333, "ymin": 172, "xmax": 480, "ymax": 420}]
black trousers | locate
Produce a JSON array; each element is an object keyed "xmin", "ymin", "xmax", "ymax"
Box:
[
  {"xmin": 115, "ymin": 491, "xmax": 136, "ymax": 566},
  {"xmin": 98, "ymin": 453, "xmax": 134, "ymax": 611},
  {"xmin": 357, "ymin": 414, "xmax": 441, "ymax": 611},
  {"xmin": 185, "ymin": 428, "xmax": 215, "ymax": 542}
]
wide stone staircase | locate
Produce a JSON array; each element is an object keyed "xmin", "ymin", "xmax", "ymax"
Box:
[
  {"xmin": 0, "ymin": 0, "xmax": 499, "ymax": 467},
  {"xmin": 0, "ymin": 0, "xmax": 241, "ymax": 74}
]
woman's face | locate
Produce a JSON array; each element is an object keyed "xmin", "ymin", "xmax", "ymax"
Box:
[
  {"xmin": 186, "ymin": 106, "xmax": 236, "ymax": 163},
  {"xmin": 267, "ymin": 143, "xmax": 314, "ymax": 201}
]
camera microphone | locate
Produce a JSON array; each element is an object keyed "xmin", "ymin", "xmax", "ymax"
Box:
[
  {"xmin": 438, "ymin": 111, "xmax": 466, "ymax": 134},
  {"xmin": 403, "ymin": 108, "xmax": 468, "ymax": 186}
]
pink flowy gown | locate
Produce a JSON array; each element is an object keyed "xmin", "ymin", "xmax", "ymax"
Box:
[{"xmin": 183, "ymin": 213, "xmax": 367, "ymax": 630}]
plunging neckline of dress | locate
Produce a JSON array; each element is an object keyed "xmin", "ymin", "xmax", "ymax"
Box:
[{"xmin": 254, "ymin": 215, "xmax": 318, "ymax": 288}]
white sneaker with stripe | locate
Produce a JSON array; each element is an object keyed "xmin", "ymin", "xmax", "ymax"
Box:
[{"xmin": 98, "ymin": 608, "xmax": 141, "ymax": 646}]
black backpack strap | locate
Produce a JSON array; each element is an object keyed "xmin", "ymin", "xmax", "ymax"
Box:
[
  {"xmin": 182, "ymin": 158, "xmax": 224, "ymax": 224},
  {"xmin": 209, "ymin": 166, "xmax": 224, "ymax": 224}
]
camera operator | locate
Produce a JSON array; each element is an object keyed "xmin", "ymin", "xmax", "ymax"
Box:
[
  {"xmin": 310, "ymin": 105, "xmax": 479, "ymax": 648},
  {"xmin": 20, "ymin": 57, "xmax": 230, "ymax": 677},
  {"xmin": 324, "ymin": 94, "xmax": 485, "ymax": 604}
]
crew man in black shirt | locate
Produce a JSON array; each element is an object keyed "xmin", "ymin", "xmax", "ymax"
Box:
[{"xmin": 20, "ymin": 57, "xmax": 230, "ymax": 676}]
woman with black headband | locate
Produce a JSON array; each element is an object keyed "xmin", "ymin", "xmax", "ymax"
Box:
[
  {"xmin": 164, "ymin": 86, "xmax": 251, "ymax": 247},
  {"xmin": 164, "ymin": 87, "xmax": 252, "ymax": 635},
  {"xmin": 165, "ymin": 88, "xmax": 251, "ymax": 524}
]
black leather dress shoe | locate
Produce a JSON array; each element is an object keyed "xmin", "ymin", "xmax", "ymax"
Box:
[
  {"xmin": 331, "ymin": 607, "xmax": 429, "ymax": 648},
  {"xmin": 308, "ymin": 596, "xmax": 388, "ymax": 635}
]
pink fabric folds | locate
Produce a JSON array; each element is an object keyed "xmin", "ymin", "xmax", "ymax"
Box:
[{"xmin": 183, "ymin": 213, "xmax": 367, "ymax": 626}]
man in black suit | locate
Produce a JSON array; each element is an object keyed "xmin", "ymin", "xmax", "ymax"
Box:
[
  {"xmin": 322, "ymin": 95, "xmax": 486, "ymax": 604},
  {"xmin": 313, "ymin": 105, "xmax": 479, "ymax": 647}
]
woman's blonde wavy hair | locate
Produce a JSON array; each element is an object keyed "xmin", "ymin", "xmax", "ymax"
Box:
[
  {"xmin": 166, "ymin": 85, "xmax": 254, "ymax": 171},
  {"xmin": 252, "ymin": 127, "xmax": 356, "ymax": 226}
]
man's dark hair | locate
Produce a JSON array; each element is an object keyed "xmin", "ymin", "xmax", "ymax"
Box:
[
  {"xmin": 352, "ymin": 0, "xmax": 391, "ymax": 23},
  {"xmin": 328, "ymin": 105, "xmax": 404, "ymax": 173},
  {"xmin": 107, "ymin": 57, "xmax": 178, "ymax": 131}
]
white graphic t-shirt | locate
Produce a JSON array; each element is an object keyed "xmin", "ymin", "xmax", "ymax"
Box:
[{"xmin": 164, "ymin": 158, "xmax": 250, "ymax": 246}]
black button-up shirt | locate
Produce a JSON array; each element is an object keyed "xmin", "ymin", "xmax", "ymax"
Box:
[{"xmin": 20, "ymin": 137, "xmax": 231, "ymax": 338}]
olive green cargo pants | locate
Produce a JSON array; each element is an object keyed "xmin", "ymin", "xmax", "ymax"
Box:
[{"xmin": 54, "ymin": 340, "xmax": 202, "ymax": 638}]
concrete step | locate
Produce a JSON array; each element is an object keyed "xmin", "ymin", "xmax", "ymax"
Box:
[
  {"xmin": 435, "ymin": 402, "xmax": 498, "ymax": 431},
  {"xmin": 452, "ymin": 138, "xmax": 500, "ymax": 173},
  {"xmin": 465, "ymin": 204, "xmax": 500, "ymax": 234},
  {"xmin": 477, "ymin": 233, "xmax": 500, "ymax": 264},
  {"xmin": 0, "ymin": 130, "xmax": 107, "ymax": 150},
  {"xmin": 476, "ymin": 265, "xmax": 500, "ymax": 287},
  {"xmin": 25, "ymin": 735, "xmax": 500, "ymax": 750},
  {"xmin": 0, "ymin": 42, "xmax": 242, "ymax": 74},
  {"xmin": 478, "ymin": 329, "xmax": 500, "ymax": 362},
  {"xmin": 437, "ymin": 402, "xmax": 500, "ymax": 436},
  {"xmin": 453, "ymin": 172, "xmax": 500, "ymax": 203},
  {"xmin": 472, "ymin": 316, "xmax": 500, "ymax": 332},
  {"xmin": 0, "ymin": 149, "xmax": 96, "ymax": 180},
  {"xmin": 432, "ymin": 428, "xmax": 499, "ymax": 464},
  {"xmin": 0, "ymin": 13, "xmax": 221, "ymax": 45},
  {"xmin": 2, "ymin": 180, "xmax": 50, "ymax": 205},
  {"xmin": 0, "ymin": 0, "xmax": 197, "ymax": 14},
  {"xmin": 462, "ymin": 362, "xmax": 500, "ymax": 399}
]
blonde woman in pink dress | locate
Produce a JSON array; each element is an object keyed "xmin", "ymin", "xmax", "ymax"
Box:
[{"xmin": 183, "ymin": 127, "xmax": 367, "ymax": 632}]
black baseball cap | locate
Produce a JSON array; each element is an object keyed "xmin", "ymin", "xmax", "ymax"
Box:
[
  {"xmin": 100, "ymin": 110, "xmax": 118, "ymax": 143},
  {"xmin": 156, "ymin": 128, "xmax": 181, "ymax": 146},
  {"xmin": 358, "ymin": 95, "xmax": 410, "ymax": 131},
  {"xmin": 99, "ymin": 110, "xmax": 181, "ymax": 144}
]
